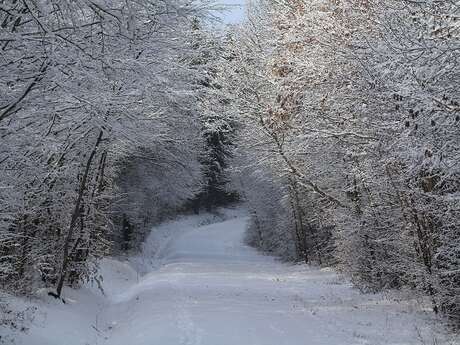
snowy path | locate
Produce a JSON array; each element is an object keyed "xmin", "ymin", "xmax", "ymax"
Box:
[{"xmin": 7, "ymin": 211, "xmax": 453, "ymax": 345}]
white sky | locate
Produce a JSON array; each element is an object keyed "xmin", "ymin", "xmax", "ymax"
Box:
[{"xmin": 220, "ymin": 0, "xmax": 246, "ymax": 24}]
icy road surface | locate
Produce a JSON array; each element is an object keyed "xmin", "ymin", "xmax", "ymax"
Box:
[{"xmin": 5, "ymin": 209, "xmax": 454, "ymax": 345}]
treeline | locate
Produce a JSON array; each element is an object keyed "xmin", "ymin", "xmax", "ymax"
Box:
[
  {"xmin": 0, "ymin": 0, "xmax": 233, "ymax": 298},
  {"xmin": 218, "ymin": 0, "xmax": 460, "ymax": 324}
]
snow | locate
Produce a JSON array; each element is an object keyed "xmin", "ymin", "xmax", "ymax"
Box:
[{"xmin": 2, "ymin": 208, "xmax": 457, "ymax": 345}]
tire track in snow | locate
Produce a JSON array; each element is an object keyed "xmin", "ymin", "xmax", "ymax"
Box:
[{"xmin": 171, "ymin": 285, "xmax": 203, "ymax": 345}]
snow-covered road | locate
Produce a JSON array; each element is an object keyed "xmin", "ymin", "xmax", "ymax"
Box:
[{"xmin": 6, "ymin": 210, "xmax": 454, "ymax": 345}]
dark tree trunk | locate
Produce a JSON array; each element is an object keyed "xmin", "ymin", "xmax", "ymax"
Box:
[{"xmin": 55, "ymin": 130, "xmax": 103, "ymax": 298}]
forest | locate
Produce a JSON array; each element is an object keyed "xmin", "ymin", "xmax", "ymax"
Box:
[{"xmin": 0, "ymin": 0, "xmax": 459, "ymax": 343}]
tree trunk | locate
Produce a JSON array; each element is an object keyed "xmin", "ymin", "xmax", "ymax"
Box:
[{"xmin": 55, "ymin": 130, "xmax": 104, "ymax": 298}]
